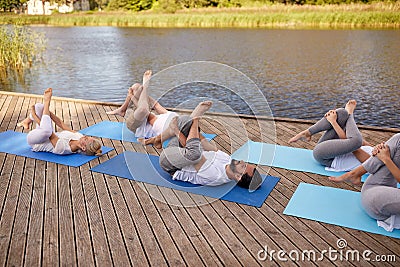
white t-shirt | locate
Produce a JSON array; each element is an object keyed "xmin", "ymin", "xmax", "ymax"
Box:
[
  {"xmin": 325, "ymin": 146, "xmax": 373, "ymax": 172},
  {"xmin": 32, "ymin": 131, "xmax": 83, "ymax": 155},
  {"xmin": 172, "ymin": 150, "xmax": 232, "ymax": 186},
  {"xmin": 134, "ymin": 121, "xmax": 155, "ymax": 139},
  {"xmin": 135, "ymin": 111, "xmax": 178, "ymax": 138},
  {"xmin": 152, "ymin": 111, "xmax": 178, "ymax": 136}
]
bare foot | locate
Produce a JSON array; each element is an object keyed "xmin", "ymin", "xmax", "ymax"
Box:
[
  {"xmin": 325, "ymin": 110, "xmax": 337, "ymax": 125},
  {"xmin": 138, "ymin": 136, "xmax": 162, "ymax": 149},
  {"xmin": 43, "ymin": 88, "xmax": 52, "ymax": 102},
  {"xmin": 345, "ymin": 99, "xmax": 357, "ymax": 114},
  {"xmin": 190, "ymin": 101, "xmax": 213, "ymax": 118},
  {"xmin": 106, "ymin": 107, "xmax": 126, "ymax": 116},
  {"xmin": 17, "ymin": 118, "xmax": 32, "ymax": 129},
  {"xmin": 289, "ymin": 129, "xmax": 311, "ymax": 143},
  {"xmin": 107, "ymin": 86, "xmax": 138, "ymax": 116},
  {"xmin": 329, "ymin": 171, "xmax": 362, "ymax": 185},
  {"xmin": 142, "ymin": 70, "xmax": 152, "ymax": 87}
]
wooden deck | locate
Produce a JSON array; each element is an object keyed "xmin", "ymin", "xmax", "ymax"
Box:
[{"xmin": 0, "ymin": 91, "xmax": 399, "ymax": 267}]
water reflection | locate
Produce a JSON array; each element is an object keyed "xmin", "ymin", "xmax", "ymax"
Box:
[{"xmin": 1, "ymin": 27, "xmax": 399, "ymax": 128}]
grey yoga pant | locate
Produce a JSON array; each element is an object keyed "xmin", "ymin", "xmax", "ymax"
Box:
[
  {"xmin": 309, "ymin": 108, "xmax": 363, "ymax": 167},
  {"xmin": 361, "ymin": 133, "xmax": 400, "ymax": 221},
  {"xmin": 159, "ymin": 115, "xmax": 203, "ymax": 175}
]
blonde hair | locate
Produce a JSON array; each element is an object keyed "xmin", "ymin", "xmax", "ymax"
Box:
[{"xmin": 84, "ymin": 138, "xmax": 102, "ymax": 156}]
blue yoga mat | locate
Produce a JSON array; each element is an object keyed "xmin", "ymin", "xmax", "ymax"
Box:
[
  {"xmin": 231, "ymin": 140, "xmax": 370, "ymax": 181},
  {"xmin": 0, "ymin": 130, "xmax": 113, "ymax": 167},
  {"xmin": 79, "ymin": 121, "xmax": 217, "ymax": 147},
  {"xmin": 283, "ymin": 183, "xmax": 400, "ymax": 239},
  {"xmin": 90, "ymin": 151, "xmax": 280, "ymax": 207}
]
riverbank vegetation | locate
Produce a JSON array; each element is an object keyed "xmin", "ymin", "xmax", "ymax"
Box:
[
  {"xmin": 0, "ymin": 2, "xmax": 399, "ymax": 28},
  {"xmin": 0, "ymin": 24, "xmax": 46, "ymax": 71}
]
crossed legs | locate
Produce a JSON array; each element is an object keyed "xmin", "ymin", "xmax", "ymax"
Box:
[
  {"xmin": 138, "ymin": 101, "xmax": 213, "ymax": 149},
  {"xmin": 289, "ymin": 100, "xmax": 368, "ymax": 167},
  {"xmin": 26, "ymin": 88, "xmax": 54, "ymax": 146}
]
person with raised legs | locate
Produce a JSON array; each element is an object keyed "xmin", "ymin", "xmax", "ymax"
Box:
[
  {"xmin": 20, "ymin": 88, "xmax": 102, "ymax": 156},
  {"xmin": 157, "ymin": 110, "xmax": 263, "ymax": 190},
  {"xmin": 138, "ymin": 100, "xmax": 215, "ymax": 150},
  {"xmin": 106, "ymin": 70, "xmax": 178, "ymax": 139},
  {"xmin": 289, "ymin": 100, "xmax": 373, "ymax": 172},
  {"xmin": 330, "ymin": 134, "xmax": 400, "ymax": 232}
]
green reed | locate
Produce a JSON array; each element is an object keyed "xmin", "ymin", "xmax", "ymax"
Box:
[
  {"xmin": 0, "ymin": 24, "xmax": 46, "ymax": 71},
  {"xmin": 0, "ymin": 3, "xmax": 399, "ymax": 28}
]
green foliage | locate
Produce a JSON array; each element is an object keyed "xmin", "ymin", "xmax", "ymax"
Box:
[
  {"xmin": 0, "ymin": 23, "xmax": 46, "ymax": 70},
  {"xmin": 107, "ymin": 0, "xmax": 153, "ymax": 11}
]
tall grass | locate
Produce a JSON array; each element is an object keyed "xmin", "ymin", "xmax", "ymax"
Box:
[
  {"xmin": 0, "ymin": 24, "xmax": 46, "ymax": 71},
  {"xmin": 0, "ymin": 3, "xmax": 399, "ymax": 28}
]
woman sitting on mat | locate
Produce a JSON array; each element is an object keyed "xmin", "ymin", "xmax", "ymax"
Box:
[
  {"xmin": 18, "ymin": 88, "xmax": 102, "ymax": 156},
  {"xmin": 106, "ymin": 70, "xmax": 178, "ymax": 139},
  {"xmin": 289, "ymin": 100, "xmax": 373, "ymax": 172},
  {"xmin": 330, "ymin": 134, "xmax": 400, "ymax": 232}
]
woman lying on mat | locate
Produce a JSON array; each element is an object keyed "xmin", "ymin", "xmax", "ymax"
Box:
[
  {"xmin": 140, "ymin": 102, "xmax": 263, "ymax": 190},
  {"xmin": 330, "ymin": 134, "xmax": 400, "ymax": 232},
  {"xmin": 107, "ymin": 70, "xmax": 177, "ymax": 140},
  {"xmin": 17, "ymin": 88, "xmax": 102, "ymax": 156},
  {"xmin": 289, "ymin": 100, "xmax": 373, "ymax": 172}
]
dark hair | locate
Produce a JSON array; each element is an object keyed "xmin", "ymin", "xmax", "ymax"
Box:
[{"xmin": 236, "ymin": 169, "xmax": 263, "ymax": 192}]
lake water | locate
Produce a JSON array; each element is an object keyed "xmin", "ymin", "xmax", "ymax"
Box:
[{"xmin": 1, "ymin": 27, "xmax": 399, "ymax": 128}]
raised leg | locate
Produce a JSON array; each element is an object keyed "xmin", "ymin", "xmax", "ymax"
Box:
[
  {"xmin": 107, "ymin": 84, "xmax": 140, "ymax": 116},
  {"xmin": 159, "ymin": 117, "xmax": 203, "ymax": 174}
]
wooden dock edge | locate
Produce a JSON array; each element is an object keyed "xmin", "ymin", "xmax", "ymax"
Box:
[{"xmin": 2, "ymin": 90, "xmax": 398, "ymax": 133}]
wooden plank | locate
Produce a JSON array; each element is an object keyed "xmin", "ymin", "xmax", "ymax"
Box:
[
  {"xmin": 65, "ymin": 100, "xmax": 96, "ymax": 267},
  {"xmin": 1, "ymin": 93, "xmax": 400, "ymax": 267},
  {"xmin": 89, "ymin": 103, "xmax": 149, "ymax": 266},
  {"xmin": 182, "ymin": 193, "xmax": 243, "ymax": 266},
  {"xmin": 133, "ymin": 182, "xmax": 186, "ymax": 266},
  {"xmin": 50, "ymin": 98, "xmax": 77, "ymax": 266},
  {"xmin": 164, "ymin": 190, "xmax": 224, "ymax": 266},
  {"xmin": 24, "ymin": 160, "xmax": 46, "ymax": 267},
  {"xmin": 80, "ymin": 102, "xmax": 133, "ymax": 266},
  {"xmin": 70, "ymin": 101, "xmax": 114, "ymax": 266},
  {"xmin": 146, "ymin": 185, "xmax": 205, "ymax": 266},
  {"xmin": 6, "ymin": 157, "xmax": 33, "ymax": 266},
  {"xmin": 42, "ymin": 162, "xmax": 59, "ymax": 267},
  {"xmin": 0, "ymin": 154, "xmax": 18, "ymax": 267}
]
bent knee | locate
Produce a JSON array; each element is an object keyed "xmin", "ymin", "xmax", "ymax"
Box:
[
  {"xmin": 134, "ymin": 107, "xmax": 150, "ymax": 120},
  {"xmin": 352, "ymin": 134, "xmax": 363, "ymax": 148},
  {"xmin": 184, "ymin": 139, "xmax": 203, "ymax": 162},
  {"xmin": 361, "ymin": 189, "xmax": 390, "ymax": 220}
]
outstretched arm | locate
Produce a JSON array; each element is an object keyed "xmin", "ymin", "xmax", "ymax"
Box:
[{"xmin": 49, "ymin": 112, "xmax": 74, "ymax": 132}]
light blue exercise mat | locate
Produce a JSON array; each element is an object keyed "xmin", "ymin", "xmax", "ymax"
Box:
[
  {"xmin": 0, "ymin": 130, "xmax": 113, "ymax": 167},
  {"xmin": 283, "ymin": 183, "xmax": 400, "ymax": 239},
  {"xmin": 90, "ymin": 151, "xmax": 280, "ymax": 207},
  {"xmin": 231, "ymin": 140, "xmax": 370, "ymax": 180},
  {"xmin": 79, "ymin": 121, "xmax": 217, "ymax": 147}
]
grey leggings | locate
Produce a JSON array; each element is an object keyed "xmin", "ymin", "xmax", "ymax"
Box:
[
  {"xmin": 159, "ymin": 115, "xmax": 203, "ymax": 175},
  {"xmin": 361, "ymin": 133, "xmax": 400, "ymax": 220},
  {"xmin": 309, "ymin": 108, "xmax": 363, "ymax": 167}
]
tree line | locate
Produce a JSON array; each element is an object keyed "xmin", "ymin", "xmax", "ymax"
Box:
[{"xmin": 0, "ymin": 0, "xmax": 397, "ymax": 13}]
